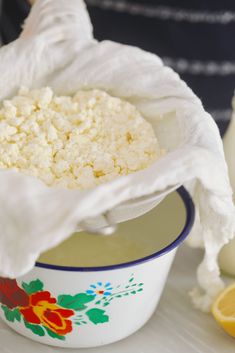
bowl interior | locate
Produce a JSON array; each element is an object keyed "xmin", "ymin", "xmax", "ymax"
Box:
[{"xmin": 37, "ymin": 187, "xmax": 194, "ymax": 271}]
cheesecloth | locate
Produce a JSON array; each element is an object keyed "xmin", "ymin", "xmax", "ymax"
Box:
[{"xmin": 0, "ymin": 0, "xmax": 234, "ymax": 312}]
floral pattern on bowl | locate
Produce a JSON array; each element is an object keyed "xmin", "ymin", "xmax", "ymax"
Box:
[{"xmin": 0, "ymin": 276, "xmax": 144, "ymax": 341}]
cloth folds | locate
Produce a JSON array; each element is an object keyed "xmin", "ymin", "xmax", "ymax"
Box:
[{"xmin": 0, "ymin": 0, "xmax": 234, "ymax": 312}]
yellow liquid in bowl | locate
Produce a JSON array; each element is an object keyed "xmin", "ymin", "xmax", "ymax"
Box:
[{"xmin": 38, "ymin": 191, "xmax": 187, "ymax": 267}]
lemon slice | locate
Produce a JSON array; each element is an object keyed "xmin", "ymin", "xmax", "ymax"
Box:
[{"xmin": 212, "ymin": 282, "xmax": 235, "ymax": 337}]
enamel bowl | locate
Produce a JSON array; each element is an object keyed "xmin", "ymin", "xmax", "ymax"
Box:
[{"xmin": 0, "ymin": 187, "xmax": 194, "ymax": 348}]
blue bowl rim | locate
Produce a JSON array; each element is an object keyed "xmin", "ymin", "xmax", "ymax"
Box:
[{"xmin": 35, "ymin": 186, "xmax": 195, "ymax": 272}]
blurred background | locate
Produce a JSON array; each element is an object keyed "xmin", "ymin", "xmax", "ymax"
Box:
[{"xmin": 1, "ymin": 0, "xmax": 234, "ymax": 135}]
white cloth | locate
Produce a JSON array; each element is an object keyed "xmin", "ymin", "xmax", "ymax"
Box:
[{"xmin": 0, "ymin": 0, "xmax": 234, "ymax": 312}]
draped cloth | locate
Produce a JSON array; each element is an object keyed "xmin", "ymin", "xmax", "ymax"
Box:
[{"xmin": 0, "ymin": 0, "xmax": 234, "ymax": 312}]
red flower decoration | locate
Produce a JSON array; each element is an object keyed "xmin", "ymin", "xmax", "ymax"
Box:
[
  {"xmin": 0, "ymin": 278, "xmax": 29, "ymax": 309},
  {"xmin": 20, "ymin": 291, "xmax": 74, "ymax": 335}
]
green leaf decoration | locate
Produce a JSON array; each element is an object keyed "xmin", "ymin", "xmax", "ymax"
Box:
[
  {"xmin": 129, "ymin": 277, "xmax": 134, "ymax": 283},
  {"xmin": 22, "ymin": 279, "xmax": 44, "ymax": 295},
  {"xmin": 86, "ymin": 308, "xmax": 109, "ymax": 325},
  {"xmin": 137, "ymin": 288, "xmax": 143, "ymax": 292},
  {"xmin": 95, "ymin": 300, "xmax": 101, "ymax": 305},
  {"xmin": 138, "ymin": 283, "xmax": 144, "ymax": 286},
  {"xmin": 43, "ymin": 326, "xmax": 65, "ymax": 340},
  {"xmin": 1, "ymin": 306, "xmax": 21, "ymax": 322},
  {"xmin": 57, "ymin": 293, "xmax": 94, "ymax": 311},
  {"xmin": 103, "ymin": 302, "xmax": 110, "ymax": 307},
  {"xmin": 24, "ymin": 320, "xmax": 45, "ymax": 337}
]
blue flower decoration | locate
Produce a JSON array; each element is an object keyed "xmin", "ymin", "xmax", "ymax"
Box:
[{"xmin": 86, "ymin": 282, "xmax": 113, "ymax": 297}]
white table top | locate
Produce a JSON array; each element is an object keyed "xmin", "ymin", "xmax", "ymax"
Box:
[{"xmin": 0, "ymin": 245, "xmax": 234, "ymax": 353}]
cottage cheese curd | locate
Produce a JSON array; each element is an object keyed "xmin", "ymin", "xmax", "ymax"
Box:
[{"xmin": 0, "ymin": 87, "xmax": 162, "ymax": 189}]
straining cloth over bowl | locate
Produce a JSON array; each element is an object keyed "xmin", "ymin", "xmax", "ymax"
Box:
[{"xmin": 0, "ymin": 0, "xmax": 234, "ymax": 312}]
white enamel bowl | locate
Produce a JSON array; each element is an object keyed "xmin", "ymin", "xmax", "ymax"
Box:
[{"xmin": 0, "ymin": 187, "xmax": 194, "ymax": 348}]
